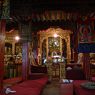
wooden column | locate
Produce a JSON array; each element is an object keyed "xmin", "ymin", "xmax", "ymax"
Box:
[
  {"xmin": 22, "ymin": 42, "xmax": 29, "ymax": 81},
  {"xmin": 0, "ymin": 20, "xmax": 6, "ymax": 94},
  {"xmin": 74, "ymin": 30, "xmax": 78, "ymax": 63},
  {"xmin": 70, "ymin": 34, "xmax": 74, "ymax": 62},
  {"xmin": 19, "ymin": 22, "xmax": 31, "ymax": 81},
  {"xmin": 83, "ymin": 53, "xmax": 91, "ymax": 80}
]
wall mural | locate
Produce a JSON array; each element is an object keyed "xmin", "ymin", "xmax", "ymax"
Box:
[
  {"xmin": 79, "ymin": 25, "xmax": 92, "ymax": 43},
  {"xmin": 78, "ymin": 20, "xmax": 95, "ymax": 43}
]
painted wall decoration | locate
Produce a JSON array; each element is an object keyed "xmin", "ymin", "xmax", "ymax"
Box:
[
  {"xmin": 79, "ymin": 24, "xmax": 92, "ymax": 43},
  {"xmin": 77, "ymin": 15, "xmax": 95, "ymax": 43},
  {"xmin": 1, "ymin": 0, "xmax": 10, "ymax": 19}
]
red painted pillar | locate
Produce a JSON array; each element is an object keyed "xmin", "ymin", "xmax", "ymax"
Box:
[
  {"xmin": 74, "ymin": 32, "xmax": 78, "ymax": 63},
  {"xmin": 0, "ymin": 19, "xmax": 6, "ymax": 94},
  {"xmin": 19, "ymin": 22, "xmax": 31, "ymax": 81},
  {"xmin": 22, "ymin": 42, "xmax": 29, "ymax": 81},
  {"xmin": 83, "ymin": 53, "xmax": 91, "ymax": 80},
  {"xmin": 19, "ymin": 22, "xmax": 30, "ymax": 81}
]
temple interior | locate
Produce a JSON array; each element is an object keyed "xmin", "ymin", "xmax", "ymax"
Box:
[{"xmin": 0, "ymin": 0, "xmax": 95, "ymax": 95}]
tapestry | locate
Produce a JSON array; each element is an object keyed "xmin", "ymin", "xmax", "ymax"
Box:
[
  {"xmin": 78, "ymin": 18, "xmax": 95, "ymax": 43},
  {"xmin": 78, "ymin": 24, "xmax": 93, "ymax": 43}
]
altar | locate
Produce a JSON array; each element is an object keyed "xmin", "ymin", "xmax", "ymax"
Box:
[
  {"xmin": 37, "ymin": 28, "xmax": 72, "ymax": 80},
  {"xmin": 45, "ymin": 56, "xmax": 66, "ymax": 80}
]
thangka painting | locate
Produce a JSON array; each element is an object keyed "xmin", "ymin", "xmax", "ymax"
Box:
[{"xmin": 78, "ymin": 24, "xmax": 95, "ymax": 43}]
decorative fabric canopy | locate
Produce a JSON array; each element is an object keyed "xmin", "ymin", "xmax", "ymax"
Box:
[{"xmin": 78, "ymin": 43, "xmax": 95, "ymax": 53}]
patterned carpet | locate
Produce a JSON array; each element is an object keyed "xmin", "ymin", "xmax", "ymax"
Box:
[{"xmin": 42, "ymin": 80, "xmax": 60, "ymax": 95}]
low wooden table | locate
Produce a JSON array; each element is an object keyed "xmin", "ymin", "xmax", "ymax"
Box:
[{"xmin": 60, "ymin": 79, "xmax": 73, "ymax": 95}]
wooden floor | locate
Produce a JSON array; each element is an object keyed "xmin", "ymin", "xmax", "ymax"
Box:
[{"xmin": 42, "ymin": 80, "xmax": 60, "ymax": 95}]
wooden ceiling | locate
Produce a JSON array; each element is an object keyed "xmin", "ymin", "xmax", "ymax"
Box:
[
  {"xmin": 6, "ymin": 0, "xmax": 95, "ymax": 31},
  {"xmin": 9, "ymin": 0, "xmax": 95, "ymax": 22},
  {"xmin": 10, "ymin": 0, "xmax": 95, "ymax": 14}
]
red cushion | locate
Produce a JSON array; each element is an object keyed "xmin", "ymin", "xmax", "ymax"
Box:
[
  {"xmin": 10, "ymin": 86, "xmax": 41, "ymax": 95},
  {"xmin": 32, "ymin": 77, "xmax": 48, "ymax": 86},
  {"xmin": 4, "ymin": 77, "xmax": 48, "ymax": 95},
  {"xmin": 18, "ymin": 80, "xmax": 43, "ymax": 89},
  {"xmin": 18, "ymin": 77, "xmax": 48, "ymax": 88},
  {"xmin": 3, "ymin": 77, "xmax": 22, "ymax": 85}
]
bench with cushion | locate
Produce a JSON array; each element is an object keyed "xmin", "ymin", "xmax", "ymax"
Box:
[{"xmin": 4, "ymin": 77, "xmax": 48, "ymax": 95}]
